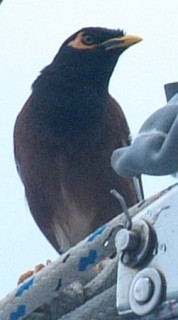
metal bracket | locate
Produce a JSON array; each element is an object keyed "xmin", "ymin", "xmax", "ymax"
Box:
[{"xmin": 115, "ymin": 183, "xmax": 178, "ymax": 317}]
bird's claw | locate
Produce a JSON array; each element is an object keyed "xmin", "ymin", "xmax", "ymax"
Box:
[{"xmin": 17, "ymin": 260, "xmax": 51, "ymax": 284}]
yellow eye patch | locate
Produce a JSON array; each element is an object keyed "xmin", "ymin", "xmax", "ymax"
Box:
[{"xmin": 68, "ymin": 32, "xmax": 96, "ymax": 50}]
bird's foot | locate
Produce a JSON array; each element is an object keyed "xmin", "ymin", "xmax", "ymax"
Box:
[{"xmin": 17, "ymin": 260, "xmax": 51, "ymax": 284}]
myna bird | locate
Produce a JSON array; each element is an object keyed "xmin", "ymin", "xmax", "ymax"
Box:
[{"xmin": 14, "ymin": 27, "xmax": 142, "ymax": 253}]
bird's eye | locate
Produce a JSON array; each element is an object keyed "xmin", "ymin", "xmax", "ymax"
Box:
[{"xmin": 83, "ymin": 34, "xmax": 95, "ymax": 45}]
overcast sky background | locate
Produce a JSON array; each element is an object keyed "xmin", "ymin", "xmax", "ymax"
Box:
[{"xmin": 0, "ymin": 0, "xmax": 178, "ymax": 299}]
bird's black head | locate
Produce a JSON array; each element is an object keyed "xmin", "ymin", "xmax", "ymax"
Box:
[{"xmin": 43, "ymin": 27, "xmax": 142, "ymax": 89}]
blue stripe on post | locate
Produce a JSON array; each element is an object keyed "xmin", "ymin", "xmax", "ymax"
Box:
[
  {"xmin": 10, "ymin": 305, "xmax": 26, "ymax": 320},
  {"xmin": 15, "ymin": 277, "xmax": 34, "ymax": 297},
  {"xmin": 79, "ymin": 249, "xmax": 97, "ymax": 271}
]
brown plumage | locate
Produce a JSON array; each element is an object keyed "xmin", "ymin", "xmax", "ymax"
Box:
[{"xmin": 14, "ymin": 27, "xmax": 142, "ymax": 252}]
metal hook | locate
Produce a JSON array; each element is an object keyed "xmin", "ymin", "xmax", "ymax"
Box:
[{"xmin": 110, "ymin": 189, "xmax": 132, "ymax": 230}]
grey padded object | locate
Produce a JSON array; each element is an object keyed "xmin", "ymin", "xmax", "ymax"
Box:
[{"xmin": 111, "ymin": 89, "xmax": 178, "ymax": 177}]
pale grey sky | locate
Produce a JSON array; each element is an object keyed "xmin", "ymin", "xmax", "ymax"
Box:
[{"xmin": 0, "ymin": 0, "xmax": 177, "ymax": 299}]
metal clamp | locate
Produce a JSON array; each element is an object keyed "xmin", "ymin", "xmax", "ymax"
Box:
[
  {"xmin": 114, "ymin": 183, "xmax": 178, "ymax": 318},
  {"xmin": 116, "ymin": 219, "xmax": 156, "ymax": 268}
]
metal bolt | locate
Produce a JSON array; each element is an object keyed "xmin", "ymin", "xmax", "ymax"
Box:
[
  {"xmin": 116, "ymin": 228, "xmax": 139, "ymax": 251},
  {"xmin": 133, "ymin": 277, "xmax": 153, "ymax": 303},
  {"xmin": 129, "ymin": 268, "xmax": 163, "ymax": 316}
]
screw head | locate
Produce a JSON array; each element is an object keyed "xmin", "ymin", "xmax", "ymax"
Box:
[
  {"xmin": 133, "ymin": 277, "xmax": 153, "ymax": 303},
  {"xmin": 129, "ymin": 268, "xmax": 164, "ymax": 316}
]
